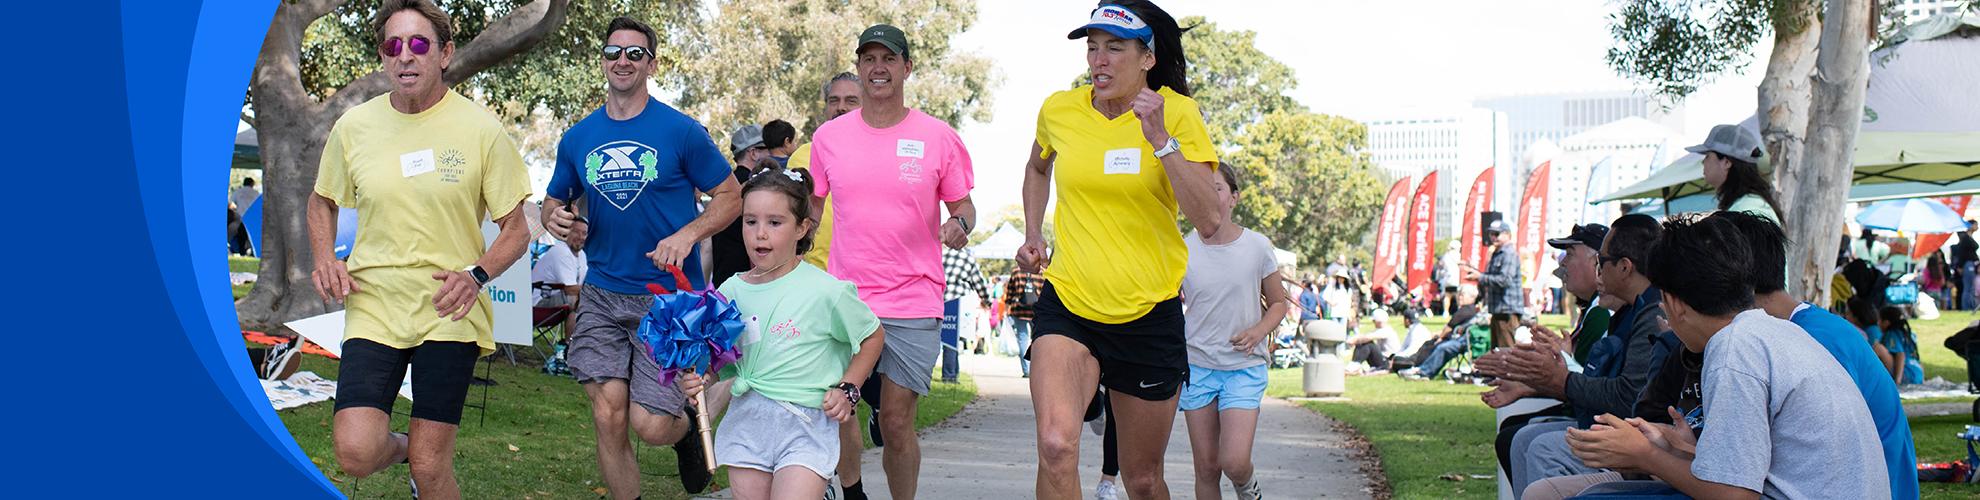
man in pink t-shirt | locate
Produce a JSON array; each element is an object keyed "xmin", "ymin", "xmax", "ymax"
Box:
[{"xmin": 808, "ymin": 24, "xmax": 975, "ymax": 500}]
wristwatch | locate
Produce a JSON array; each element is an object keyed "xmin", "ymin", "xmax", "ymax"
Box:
[
  {"xmin": 463, "ymin": 265, "xmax": 490, "ymax": 287},
  {"xmin": 947, "ymin": 215, "xmax": 972, "ymax": 233},
  {"xmin": 831, "ymin": 382, "xmax": 860, "ymax": 405},
  {"xmin": 1152, "ymin": 137, "xmax": 1180, "ymax": 158}
]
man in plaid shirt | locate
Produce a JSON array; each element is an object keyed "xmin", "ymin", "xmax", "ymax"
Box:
[
  {"xmin": 939, "ymin": 247, "xmax": 991, "ymax": 382},
  {"xmin": 1003, "ymin": 261, "xmax": 1046, "ymax": 377}
]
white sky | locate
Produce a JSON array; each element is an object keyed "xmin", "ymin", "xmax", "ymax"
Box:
[{"xmin": 948, "ymin": 0, "xmax": 1772, "ymax": 216}]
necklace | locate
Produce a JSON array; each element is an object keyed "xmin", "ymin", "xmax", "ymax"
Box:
[{"xmin": 744, "ymin": 255, "xmax": 800, "ymax": 282}]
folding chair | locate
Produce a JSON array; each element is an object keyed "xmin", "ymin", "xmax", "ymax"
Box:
[
  {"xmin": 1446, "ymin": 323, "xmax": 1494, "ymax": 380},
  {"xmin": 531, "ymin": 283, "xmax": 574, "ymax": 355}
]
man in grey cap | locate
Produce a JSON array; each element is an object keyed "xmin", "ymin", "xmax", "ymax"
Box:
[
  {"xmin": 730, "ymin": 123, "xmax": 769, "ymax": 167},
  {"xmin": 1468, "ymin": 219, "xmax": 1523, "ymax": 347},
  {"xmin": 708, "ymin": 123, "xmax": 772, "ymax": 289},
  {"xmin": 810, "ymin": 23, "xmax": 978, "ymax": 500}
]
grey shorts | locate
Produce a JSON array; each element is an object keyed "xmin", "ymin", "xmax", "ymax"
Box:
[
  {"xmin": 715, "ymin": 392, "xmax": 839, "ymax": 478},
  {"xmin": 569, "ymin": 284, "xmax": 688, "ymax": 418},
  {"xmin": 874, "ymin": 317, "xmax": 941, "ymax": 396}
]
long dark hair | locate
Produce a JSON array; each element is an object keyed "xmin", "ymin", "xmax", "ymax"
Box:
[
  {"xmin": 1714, "ymin": 154, "xmax": 1782, "ymax": 219},
  {"xmin": 1114, "ymin": 0, "xmax": 1192, "ymax": 97},
  {"xmin": 1879, "ymin": 306, "xmax": 1919, "ymax": 356}
]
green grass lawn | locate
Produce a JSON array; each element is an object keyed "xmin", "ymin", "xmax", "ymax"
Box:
[
  {"xmin": 230, "ymin": 255, "xmax": 258, "ymax": 299},
  {"xmin": 270, "ymin": 343, "xmax": 976, "ymax": 499},
  {"xmin": 1272, "ymin": 310, "xmax": 1980, "ymax": 499}
]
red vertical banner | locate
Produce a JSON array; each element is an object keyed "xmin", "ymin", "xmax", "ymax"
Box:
[
  {"xmin": 1913, "ymin": 195, "xmax": 1973, "ymax": 259},
  {"xmin": 1371, "ymin": 177, "xmax": 1413, "ymax": 287},
  {"xmin": 1517, "ymin": 162, "xmax": 1553, "ymax": 285},
  {"xmin": 1460, "ymin": 167, "xmax": 1495, "ymax": 284},
  {"xmin": 1406, "ymin": 172, "xmax": 1440, "ymax": 297}
]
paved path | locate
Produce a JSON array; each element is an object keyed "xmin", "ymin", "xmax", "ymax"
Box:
[{"xmin": 701, "ymin": 353, "xmax": 1372, "ymax": 499}]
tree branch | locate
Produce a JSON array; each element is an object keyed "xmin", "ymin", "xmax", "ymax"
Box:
[
  {"xmin": 241, "ymin": 112, "xmax": 257, "ymax": 129},
  {"xmin": 318, "ymin": 0, "xmax": 571, "ymax": 119},
  {"xmin": 445, "ymin": 0, "xmax": 572, "ymax": 85},
  {"xmin": 253, "ymin": 0, "xmax": 346, "ymax": 113}
]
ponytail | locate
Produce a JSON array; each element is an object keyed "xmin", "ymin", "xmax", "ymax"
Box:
[
  {"xmin": 1714, "ymin": 155, "xmax": 1782, "ymax": 220},
  {"xmin": 1116, "ymin": 0, "xmax": 1192, "ymax": 97}
]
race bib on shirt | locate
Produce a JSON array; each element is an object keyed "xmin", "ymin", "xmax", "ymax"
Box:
[
  {"xmin": 401, "ymin": 149, "xmax": 436, "ymax": 177},
  {"xmin": 1104, "ymin": 148, "xmax": 1141, "ymax": 175},
  {"xmin": 896, "ymin": 139, "xmax": 925, "ymax": 159}
]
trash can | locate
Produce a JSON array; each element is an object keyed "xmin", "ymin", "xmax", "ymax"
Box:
[{"xmin": 1302, "ymin": 320, "xmax": 1347, "ymax": 397}]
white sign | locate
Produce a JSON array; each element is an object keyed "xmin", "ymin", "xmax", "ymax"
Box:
[{"xmin": 482, "ymin": 220, "xmax": 532, "ymax": 347}]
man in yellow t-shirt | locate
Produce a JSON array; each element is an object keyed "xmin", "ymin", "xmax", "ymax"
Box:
[
  {"xmin": 790, "ymin": 71, "xmax": 861, "ymax": 271},
  {"xmin": 306, "ymin": 2, "xmax": 531, "ymax": 496}
]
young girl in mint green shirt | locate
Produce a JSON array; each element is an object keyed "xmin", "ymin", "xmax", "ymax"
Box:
[{"xmin": 678, "ymin": 166, "xmax": 885, "ymax": 498}]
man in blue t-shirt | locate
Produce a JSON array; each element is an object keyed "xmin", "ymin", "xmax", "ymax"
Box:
[
  {"xmin": 540, "ymin": 17, "xmax": 741, "ymax": 499},
  {"xmin": 1724, "ymin": 212, "xmax": 1916, "ymax": 499}
]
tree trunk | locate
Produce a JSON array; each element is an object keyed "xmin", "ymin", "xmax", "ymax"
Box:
[
  {"xmin": 1786, "ymin": 0, "xmax": 1874, "ymax": 304},
  {"xmin": 1761, "ymin": 2, "xmax": 1819, "ymax": 212},
  {"xmin": 237, "ymin": 0, "xmax": 570, "ymax": 329}
]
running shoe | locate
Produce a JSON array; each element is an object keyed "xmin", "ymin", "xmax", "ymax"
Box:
[
  {"xmin": 1236, "ymin": 478, "xmax": 1263, "ymax": 500},
  {"xmin": 1095, "ymin": 477, "xmax": 1124, "ymax": 500},
  {"xmin": 674, "ymin": 406, "xmax": 713, "ymax": 493}
]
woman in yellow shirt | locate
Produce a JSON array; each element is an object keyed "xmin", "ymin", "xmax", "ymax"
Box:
[{"xmin": 1015, "ymin": 2, "xmax": 1227, "ymax": 499}]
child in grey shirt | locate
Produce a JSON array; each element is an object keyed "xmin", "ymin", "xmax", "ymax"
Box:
[{"xmin": 1566, "ymin": 215, "xmax": 1887, "ymax": 500}]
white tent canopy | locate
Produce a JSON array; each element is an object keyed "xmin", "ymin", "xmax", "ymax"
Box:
[
  {"xmin": 1597, "ymin": 14, "xmax": 1980, "ymax": 203},
  {"xmin": 1596, "ymin": 116, "xmax": 1765, "ymax": 202},
  {"xmin": 970, "ymin": 224, "xmax": 1024, "ymax": 260},
  {"xmin": 1273, "ymin": 247, "xmax": 1298, "ymax": 271}
]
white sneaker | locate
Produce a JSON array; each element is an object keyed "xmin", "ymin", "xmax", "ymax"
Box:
[
  {"xmin": 1095, "ymin": 478, "xmax": 1124, "ymax": 500},
  {"xmin": 1235, "ymin": 478, "xmax": 1262, "ymax": 500}
]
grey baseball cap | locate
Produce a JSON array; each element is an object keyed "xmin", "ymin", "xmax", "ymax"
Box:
[
  {"xmin": 1486, "ymin": 219, "xmax": 1513, "ymax": 234},
  {"xmin": 1685, "ymin": 124, "xmax": 1763, "ymax": 164},
  {"xmin": 729, "ymin": 124, "xmax": 764, "ymax": 155}
]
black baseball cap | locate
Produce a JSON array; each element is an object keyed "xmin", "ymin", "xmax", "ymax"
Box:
[
  {"xmin": 1547, "ymin": 223, "xmax": 1609, "ymax": 250},
  {"xmin": 856, "ymin": 24, "xmax": 910, "ymax": 59}
]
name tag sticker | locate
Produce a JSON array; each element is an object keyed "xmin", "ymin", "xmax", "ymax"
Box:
[
  {"xmin": 401, "ymin": 149, "xmax": 436, "ymax": 177},
  {"xmin": 897, "ymin": 139, "xmax": 926, "ymax": 159},
  {"xmin": 1104, "ymin": 148, "xmax": 1141, "ymax": 175}
]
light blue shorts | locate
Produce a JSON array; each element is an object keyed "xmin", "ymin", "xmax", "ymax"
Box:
[{"xmin": 1178, "ymin": 364, "xmax": 1269, "ymax": 411}]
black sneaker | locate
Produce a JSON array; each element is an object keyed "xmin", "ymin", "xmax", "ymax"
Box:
[
  {"xmin": 867, "ymin": 407, "xmax": 884, "ymax": 448},
  {"xmin": 674, "ymin": 407, "xmax": 713, "ymax": 493}
]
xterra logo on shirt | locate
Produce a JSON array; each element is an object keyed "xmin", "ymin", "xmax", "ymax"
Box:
[{"xmin": 583, "ymin": 140, "xmax": 661, "ymax": 210}]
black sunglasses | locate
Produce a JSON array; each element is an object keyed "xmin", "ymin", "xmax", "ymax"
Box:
[
  {"xmin": 602, "ymin": 45, "xmax": 652, "ymax": 62},
  {"xmin": 1598, "ymin": 254, "xmax": 1626, "ymax": 269}
]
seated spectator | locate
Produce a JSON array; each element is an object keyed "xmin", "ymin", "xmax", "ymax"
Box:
[
  {"xmin": 1395, "ymin": 287, "xmax": 1487, "ymax": 380},
  {"xmin": 1490, "ymin": 215, "xmax": 1678, "ymax": 493},
  {"xmin": 1347, "ymin": 309, "xmax": 1399, "ymax": 373},
  {"xmin": 1878, "ymin": 306, "xmax": 1924, "ymax": 385},
  {"xmin": 1396, "ymin": 308, "xmax": 1431, "ymax": 359},
  {"xmin": 1845, "ymin": 297, "xmax": 1903, "ymax": 386},
  {"xmin": 1528, "ymin": 212, "xmax": 1908, "ymax": 499},
  {"xmin": 1556, "ymin": 214, "xmax": 1888, "ymax": 499},
  {"xmin": 1474, "ymin": 223, "xmax": 1608, "ymax": 479},
  {"xmin": 531, "ymin": 228, "xmax": 587, "ymax": 339}
]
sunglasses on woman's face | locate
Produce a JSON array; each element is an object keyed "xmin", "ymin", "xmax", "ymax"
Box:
[
  {"xmin": 602, "ymin": 45, "xmax": 652, "ymax": 62},
  {"xmin": 379, "ymin": 35, "xmax": 432, "ymax": 57}
]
